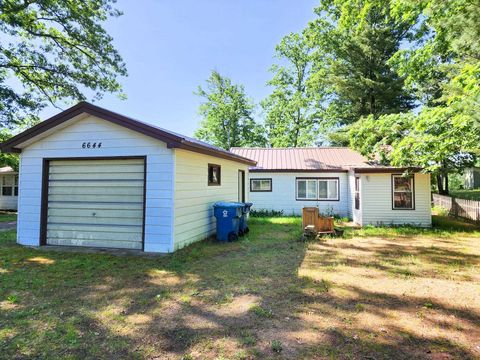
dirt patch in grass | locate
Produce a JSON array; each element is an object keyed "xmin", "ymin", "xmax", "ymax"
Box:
[{"xmin": 0, "ymin": 217, "xmax": 479, "ymax": 359}]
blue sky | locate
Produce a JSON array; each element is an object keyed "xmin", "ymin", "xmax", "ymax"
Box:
[{"xmin": 43, "ymin": 0, "xmax": 319, "ymax": 136}]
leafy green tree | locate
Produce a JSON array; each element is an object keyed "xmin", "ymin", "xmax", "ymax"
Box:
[
  {"xmin": 262, "ymin": 33, "xmax": 320, "ymax": 147},
  {"xmin": 350, "ymin": 0, "xmax": 480, "ymax": 194},
  {"xmin": 0, "ymin": 0, "xmax": 127, "ymax": 128},
  {"xmin": 194, "ymin": 70, "xmax": 266, "ymax": 150},
  {"xmin": 304, "ymin": 0, "xmax": 416, "ymax": 138},
  {"xmin": 0, "ymin": 129, "xmax": 18, "ymax": 169}
]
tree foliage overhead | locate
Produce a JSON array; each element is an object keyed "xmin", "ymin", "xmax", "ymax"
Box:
[
  {"xmin": 194, "ymin": 70, "xmax": 266, "ymax": 150},
  {"xmin": 0, "ymin": 0, "xmax": 127, "ymax": 128},
  {"xmin": 262, "ymin": 33, "xmax": 320, "ymax": 147},
  {"xmin": 304, "ymin": 0, "xmax": 416, "ymax": 132}
]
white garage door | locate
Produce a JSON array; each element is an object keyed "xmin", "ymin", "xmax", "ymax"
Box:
[{"xmin": 46, "ymin": 158, "xmax": 145, "ymax": 250}]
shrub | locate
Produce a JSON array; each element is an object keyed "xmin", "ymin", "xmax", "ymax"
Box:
[{"xmin": 250, "ymin": 209, "xmax": 284, "ymax": 217}]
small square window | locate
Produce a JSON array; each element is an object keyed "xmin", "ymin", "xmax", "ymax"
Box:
[{"xmin": 208, "ymin": 164, "xmax": 221, "ymax": 186}]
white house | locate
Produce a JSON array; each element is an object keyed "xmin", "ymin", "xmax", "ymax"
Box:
[
  {"xmin": 231, "ymin": 148, "xmax": 432, "ymax": 227},
  {"xmin": 0, "ymin": 166, "xmax": 18, "ymax": 210},
  {"xmin": 0, "ymin": 102, "xmax": 255, "ymax": 253},
  {"xmin": 464, "ymin": 167, "xmax": 480, "ymax": 189}
]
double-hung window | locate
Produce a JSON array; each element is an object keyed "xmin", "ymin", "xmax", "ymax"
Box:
[
  {"xmin": 392, "ymin": 174, "xmax": 414, "ymax": 209},
  {"xmin": 1, "ymin": 175, "xmax": 18, "ymax": 196},
  {"xmin": 296, "ymin": 178, "xmax": 339, "ymax": 201}
]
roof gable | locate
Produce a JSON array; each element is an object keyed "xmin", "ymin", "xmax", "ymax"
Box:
[{"xmin": 0, "ymin": 102, "xmax": 256, "ymax": 165}]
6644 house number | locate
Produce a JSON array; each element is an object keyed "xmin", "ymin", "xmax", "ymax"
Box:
[{"xmin": 81, "ymin": 142, "xmax": 102, "ymax": 149}]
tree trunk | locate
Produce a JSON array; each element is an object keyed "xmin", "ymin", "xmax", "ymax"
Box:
[
  {"xmin": 436, "ymin": 172, "xmax": 450, "ymax": 195},
  {"xmin": 436, "ymin": 174, "xmax": 445, "ymax": 195},
  {"xmin": 444, "ymin": 172, "xmax": 449, "ymax": 195}
]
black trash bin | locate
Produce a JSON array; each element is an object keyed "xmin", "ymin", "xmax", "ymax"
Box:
[{"xmin": 239, "ymin": 202, "xmax": 253, "ymax": 235}]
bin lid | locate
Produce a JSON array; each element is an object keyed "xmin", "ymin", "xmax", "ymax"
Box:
[{"xmin": 214, "ymin": 201, "xmax": 244, "ymax": 208}]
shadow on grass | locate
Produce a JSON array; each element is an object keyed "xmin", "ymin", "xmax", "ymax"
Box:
[{"xmin": 0, "ymin": 216, "xmax": 479, "ymax": 359}]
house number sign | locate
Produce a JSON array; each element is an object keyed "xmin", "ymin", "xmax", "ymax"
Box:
[{"xmin": 81, "ymin": 142, "xmax": 102, "ymax": 149}]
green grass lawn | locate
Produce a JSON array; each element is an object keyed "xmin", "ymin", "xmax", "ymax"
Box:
[
  {"xmin": 0, "ymin": 211, "xmax": 17, "ymax": 222},
  {"xmin": 1, "ymin": 216, "xmax": 479, "ymax": 359},
  {"xmin": 450, "ymin": 189, "xmax": 480, "ymax": 201}
]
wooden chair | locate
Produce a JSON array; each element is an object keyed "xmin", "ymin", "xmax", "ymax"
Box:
[{"xmin": 302, "ymin": 207, "xmax": 335, "ymax": 235}]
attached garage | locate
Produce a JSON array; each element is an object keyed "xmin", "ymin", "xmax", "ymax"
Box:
[
  {"xmin": 0, "ymin": 102, "xmax": 255, "ymax": 253},
  {"xmin": 44, "ymin": 158, "xmax": 145, "ymax": 250}
]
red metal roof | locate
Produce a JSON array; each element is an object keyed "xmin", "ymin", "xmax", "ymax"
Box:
[{"xmin": 230, "ymin": 147, "xmax": 370, "ymax": 171}]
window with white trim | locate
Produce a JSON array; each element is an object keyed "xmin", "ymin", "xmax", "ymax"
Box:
[
  {"xmin": 296, "ymin": 178, "xmax": 339, "ymax": 201},
  {"xmin": 392, "ymin": 175, "xmax": 414, "ymax": 209},
  {"xmin": 1, "ymin": 175, "xmax": 18, "ymax": 196},
  {"xmin": 250, "ymin": 178, "xmax": 272, "ymax": 192}
]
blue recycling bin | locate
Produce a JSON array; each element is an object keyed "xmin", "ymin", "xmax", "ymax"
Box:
[
  {"xmin": 213, "ymin": 202, "xmax": 244, "ymax": 242},
  {"xmin": 239, "ymin": 202, "xmax": 253, "ymax": 235}
]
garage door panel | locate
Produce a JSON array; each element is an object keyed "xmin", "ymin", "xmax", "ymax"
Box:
[
  {"xmin": 46, "ymin": 158, "xmax": 145, "ymax": 250},
  {"xmin": 49, "ymin": 172, "xmax": 144, "ymax": 181},
  {"xmin": 49, "ymin": 164, "xmax": 144, "ymax": 174},
  {"xmin": 50, "ymin": 159, "xmax": 144, "ymax": 166},
  {"xmin": 47, "ymin": 201, "xmax": 143, "ymax": 210},
  {"xmin": 48, "ymin": 215, "xmax": 143, "ymax": 226},
  {"xmin": 48, "ymin": 185, "xmax": 144, "ymax": 196},
  {"xmin": 47, "ymin": 223, "xmax": 142, "ymax": 233},
  {"xmin": 48, "ymin": 180, "xmax": 144, "ymax": 187},
  {"xmin": 48, "ymin": 208, "xmax": 144, "ymax": 219},
  {"xmin": 47, "ymin": 238, "xmax": 142, "ymax": 250},
  {"xmin": 48, "ymin": 194, "xmax": 144, "ymax": 203},
  {"xmin": 47, "ymin": 230, "xmax": 142, "ymax": 242}
]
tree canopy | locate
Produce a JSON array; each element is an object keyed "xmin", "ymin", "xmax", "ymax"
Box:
[
  {"xmin": 349, "ymin": 0, "xmax": 480, "ymax": 193},
  {"xmin": 0, "ymin": 0, "xmax": 127, "ymax": 128},
  {"xmin": 304, "ymin": 0, "xmax": 416, "ymax": 141},
  {"xmin": 262, "ymin": 33, "xmax": 320, "ymax": 147},
  {"xmin": 194, "ymin": 70, "xmax": 266, "ymax": 150}
]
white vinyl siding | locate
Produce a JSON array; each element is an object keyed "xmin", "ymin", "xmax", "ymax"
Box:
[
  {"xmin": 45, "ymin": 159, "xmax": 144, "ymax": 249},
  {"xmin": 16, "ymin": 115, "xmax": 175, "ymax": 252},
  {"xmin": 360, "ymin": 173, "xmax": 431, "ymax": 227},
  {"xmin": 249, "ymin": 172, "xmax": 349, "ymax": 216},
  {"xmin": 174, "ymin": 149, "xmax": 249, "ymax": 250}
]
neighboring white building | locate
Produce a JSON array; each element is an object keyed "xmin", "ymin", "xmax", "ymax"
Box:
[
  {"xmin": 231, "ymin": 148, "xmax": 432, "ymax": 227},
  {"xmin": 0, "ymin": 102, "xmax": 254, "ymax": 253},
  {"xmin": 464, "ymin": 167, "xmax": 480, "ymax": 189},
  {"xmin": 0, "ymin": 166, "xmax": 18, "ymax": 210}
]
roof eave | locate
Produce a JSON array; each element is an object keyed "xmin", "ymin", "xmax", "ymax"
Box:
[
  {"xmin": 170, "ymin": 141, "xmax": 257, "ymax": 166},
  {"xmin": 353, "ymin": 167, "xmax": 423, "ymax": 174},
  {"xmin": 0, "ymin": 102, "xmax": 256, "ymax": 165},
  {"xmin": 249, "ymin": 168, "xmax": 348, "ymax": 173}
]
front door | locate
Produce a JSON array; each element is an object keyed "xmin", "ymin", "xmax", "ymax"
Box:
[{"xmin": 238, "ymin": 170, "xmax": 245, "ymax": 203}]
